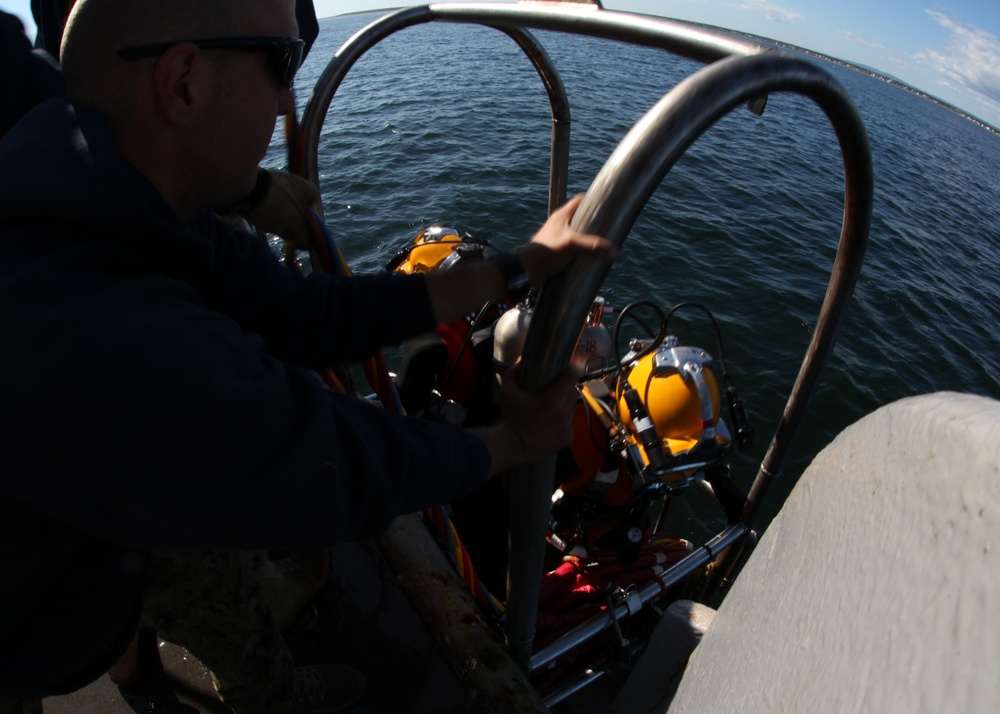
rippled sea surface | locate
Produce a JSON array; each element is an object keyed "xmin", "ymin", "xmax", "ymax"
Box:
[{"xmin": 265, "ymin": 13, "xmax": 1000, "ymax": 540}]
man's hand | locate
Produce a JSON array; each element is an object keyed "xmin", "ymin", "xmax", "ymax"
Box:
[
  {"xmin": 472, "ymin": 361, "xmax": 581, "ymax": 476},
  {"xmin": 517, "ymin": 194, "xmax": 619, "ymax": 288},
  {"xmin": 244, "ymin": 171, "xmax": 320, "ymax": 250},
  {"xmin": 425, "ymin": 193, "xmax": 618, "ymax": 327}
]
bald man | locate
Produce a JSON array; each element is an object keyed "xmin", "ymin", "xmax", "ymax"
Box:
[{"xmin": 0, "ymin": 0, "xmax": 615, "ymax": 712}]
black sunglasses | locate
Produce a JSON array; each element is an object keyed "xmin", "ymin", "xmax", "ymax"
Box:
[{"xmin": 117, "ymin": 36, "xmax": 304, "ymax": 89}]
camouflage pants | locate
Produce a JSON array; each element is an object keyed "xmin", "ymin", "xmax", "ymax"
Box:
[{"xmin": 140, "ymin": 549, "xmax": 298, "ymax": 714}]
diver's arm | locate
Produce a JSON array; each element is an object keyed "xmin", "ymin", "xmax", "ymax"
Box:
[
  {"xmin": 469, "ymin": 361, "xmax": 581, "ymax": 477},
  {"xmin": 424, "ymin": 195, "xmax": 617, "ymax": 326}
]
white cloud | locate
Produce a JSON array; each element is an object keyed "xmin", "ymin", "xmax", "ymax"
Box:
[
  {"xmin": 721, "ymin": 0, "xmax": 803, "ymax": 23},
  {"xmin": 914, "ymin": 10, "xmax": 1000, "ymax": 106}
]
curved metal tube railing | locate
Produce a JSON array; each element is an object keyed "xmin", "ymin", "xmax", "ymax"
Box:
[
  {"xmin": 428, "ymin": 2, "xmax": 771, "ymax": 61},
  {"xmin": 494, "ymin": 25, "xmax": 571, "ymax": 213},
  {"xmin": 511, "ymin": 51, "xmax": 872, "ymax": 667},
  {"xmin": 300, "ymin": 7, "xmax": 573, "ymax": 213},
  {"xmin": 300, "ymin": 1, "xmax": 872, "ymax": 685},
  {"xmin": 299, "ymin": 3, "xmax": 778, "ymax": 200}
]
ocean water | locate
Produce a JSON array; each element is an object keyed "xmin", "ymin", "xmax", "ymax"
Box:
[{"xmin": 266, "ymin": 13, "xmax": 1000, "ymax": 541}]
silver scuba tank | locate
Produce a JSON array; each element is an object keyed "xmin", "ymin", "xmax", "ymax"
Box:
[
  {"xmin": 575, "ymin": 297, "xmax": 612, "ymax": 377},
  {"xmin": 492, "ymin": 297, "xmax": 612, "ymax": 403},
  {"xmin": 492, "ymin": 301, "xmax": 534, "ymax": 402}
]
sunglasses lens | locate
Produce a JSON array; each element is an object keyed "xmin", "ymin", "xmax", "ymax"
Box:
[
  {"xmin": 272, "ymin": 40, "xmax": 303, "ymax": 88},
  {"xmin": 118, "ymin": 37, "xmax": 304, "ymax": 89}
]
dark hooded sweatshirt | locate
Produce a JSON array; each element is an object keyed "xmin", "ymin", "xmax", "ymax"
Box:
[
  {"xmin": 0, "ymin": 10, "xmax": 64, "ymax": 140},
  {"xmin": 0, "ymin": 99, "xmax": 490, "ymax": 698}
]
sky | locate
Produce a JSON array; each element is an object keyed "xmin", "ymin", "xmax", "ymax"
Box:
[{"xmin": 3, "ymin": 0, "xmax": 999, "ymax": 128}]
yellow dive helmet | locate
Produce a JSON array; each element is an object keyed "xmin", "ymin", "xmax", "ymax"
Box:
[
  {"xmin": 618, "ymin": 340, "xmax": 730, "ymax": 469},
  {"xmin": 388, "ymin": 226, "xmax": 483, "ymax": 275}
]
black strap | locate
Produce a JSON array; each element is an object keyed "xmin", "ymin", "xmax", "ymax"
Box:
[{"xmin": 489, "ymin": 250, "xmax": 529, "ymax": 300}]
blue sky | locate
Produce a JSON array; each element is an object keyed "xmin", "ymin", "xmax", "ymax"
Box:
[{"xmin": 4, "ymin": 0, "xmax": 999, "ymax": 127}]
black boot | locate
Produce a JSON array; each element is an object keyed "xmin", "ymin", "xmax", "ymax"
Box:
[{"xmin": 116, "ymin": 628, "xmax": 199, "ymax": 714}]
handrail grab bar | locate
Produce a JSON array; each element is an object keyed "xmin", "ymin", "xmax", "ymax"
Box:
[
  {"xmin": 510, "ymin": 51, "xmax": 872, "ymax": 665},
  {"xmin": 298, "ymin": 2, "xmax": 872, "ymax": 681}
]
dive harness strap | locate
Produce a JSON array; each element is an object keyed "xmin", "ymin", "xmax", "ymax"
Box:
[
  {"xmin": 220, "ymin": 168, "xmax": 272, "ymax": 214},
  {"xmin": 488, "ymin": 250, "xmax": 530, "ymax": 301}
]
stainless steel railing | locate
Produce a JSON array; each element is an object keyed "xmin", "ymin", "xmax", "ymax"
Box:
[{"xmin": 300, "ymin": 1, "xmax": 872, "ymax": 698}]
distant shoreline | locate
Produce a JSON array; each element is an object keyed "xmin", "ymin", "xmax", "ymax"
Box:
[
  {"xmin": 327, "ymin": 8, "xmax": 400, "ymax": 19},
  {"xmin": 723, "ymin": 28, "xmax": 1000, "ymax": 137},
  {"xmin": 321, "ymin": 8, "xmax": 1000, "ymax": 137}
]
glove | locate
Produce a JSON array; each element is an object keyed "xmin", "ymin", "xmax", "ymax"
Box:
[{"xmin": 229, "ymin": 169, "xmax": 321, "ymax": 250}]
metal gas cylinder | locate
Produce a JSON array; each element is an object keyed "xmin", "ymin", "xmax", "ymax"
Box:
[
  {"xmin": 492, "ymin": 301, "xmax": 533, "ymax": 401},
  {"xmin": 573, "ymin": 297, "xmax": 613, "ymax": 377},
  {"xmin": 492, "ymin": 297, "xmax": 612, "ymax": 402}
]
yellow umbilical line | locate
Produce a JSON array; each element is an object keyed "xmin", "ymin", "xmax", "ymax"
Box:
[
  {"xmin": 427, "ymin": 506, "xmax": 505, "ymax": 618},
  {"xmin": 285, "ymin": 110, "xmax": 402, "ymax": 413},
  {"xmin": 321, "ymin": 370, "xmax": 345, "ymax": 393},
  {"xmin": 285, "ymin": 112, "xmax": 503, "ymax": 619}
]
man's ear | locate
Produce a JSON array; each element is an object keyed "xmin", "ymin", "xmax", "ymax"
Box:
[{"xmin": 149, "ymin": 43, "xmax": 212, "ymax": 125}]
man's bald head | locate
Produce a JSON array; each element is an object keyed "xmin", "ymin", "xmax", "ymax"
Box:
[
  {"xmin": 60, "ymin": 0, "xmax": 272, "ymax": 120},
  {"xmin": 58, "ymin": 0, "xmax": 298, "ymax": 218}
]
